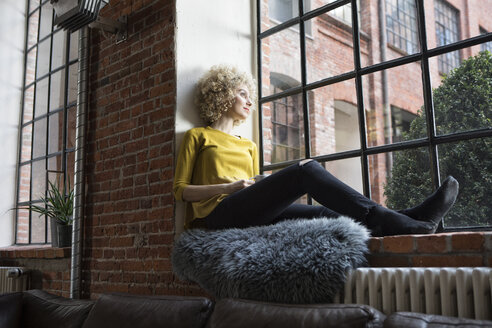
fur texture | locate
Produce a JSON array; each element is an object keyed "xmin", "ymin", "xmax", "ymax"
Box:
[{"xmin": 172, "ymin": 216, "xmax": 370, "ymax": 304}]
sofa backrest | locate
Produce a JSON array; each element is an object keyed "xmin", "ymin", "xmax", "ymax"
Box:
[
  {"xmin": 206, "ymin": 298, "xmax": 386, "ymax": 328},
  {"xmin": 81, "ymin": 293, "xmax": 214, "ymax": 328},
  {"xmin": 0, "ymin": 292, "xmax": 22, "ymax": 328},
  {"xmin": 21, "ymin": 289, "xmax": 95, "ymax": 328}
]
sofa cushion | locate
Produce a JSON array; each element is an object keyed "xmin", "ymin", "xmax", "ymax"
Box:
[
  {"xmin": 82, "ymin": 293, "xmax": 214, "ymax": 328},
  {"xmin": 21, "ymin": 289, "xmax": 94, "ymax": 328},
  {"xmin": 0, "ymin": 292, "xmax": 22, "ymax": 328},
  {"xmin": 384, "ymin": 312, "xmax": 492, "ymax": 327},
  {"xmin": 206, "ymin": 298, "xmax": 386, "ymax": 328}
]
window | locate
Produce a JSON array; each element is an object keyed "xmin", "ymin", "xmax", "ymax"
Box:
[
  {"xmin": 270, "ymin": 76, "xmax": 303, "ymax": 163},
  {"xmin": 480, "ymin": 28, "xmax": 492, "ymax": 53},
  {"xmin": 385, "ymin": 0, "xmax": 419, "ymax": 54},
  {"xmin": 269, "ymin": 0, "xmax": 299, "ymax": 22},
  {"xmin": 330, "ymin": 3, "xmax": 352, "ymax": 25},
  {"xmin": 258, "ymin": 0, "xmax": 492, "ymax": 230},
  {"xmin": 267, "ymin": 0, "xmax": 312, "ymax": 35},
  {"xmin": 16, "ymin": 0, "xmax": 78, "ymax": 244},
  {"xmin": 434, "ymin": 0, "xmax": 460, "ymax": 74},
  {"xmin": 390, "ymin": 106, "xmax": 417, "ymax": 143}
]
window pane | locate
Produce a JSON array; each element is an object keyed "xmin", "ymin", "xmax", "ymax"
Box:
[
  {"xmin": 33, "ymin": 118, "xmax": 47, "ymax": 158},
  {"xmin": 309, "ymin": 80, "xmax": 360, "ymax": 157},
  {"xmin": 35, "ymin": 77, "xmax": 48, "ymax": 117},
  {"xmin": 66, "ymin": 151, "xmax": 75, "ymax": 185},
  {"xmin": 324, "ymin": 158, "xmax": 363, "ymax": 194},
  {"xmin": 31, "ymin": 159, "xmax": 46, "ymax": 201},
  {"xmin": 262, "ymin": 0, "xmax": 299, "ymax": 32},
  {"xmin": 385, "ymin": 0, "xmax": 419, "ymax": 56},
  {"xmin": 31, "ymin": 212, "xmax": 46, "ymax": 244},
  {"xmin": 69, "ymin": 30, "xmax": 79, "ymax": 61},
  {"xmin": 68, "ymin": 63, "xmax": 78, "ymax": 105},
  {"xmin": 50, "ymin": 69, "xmax": 65, "ymax": 111},
  {"xmin": 21, "ymin": 124, "xmax": 33, "ymax": 163},
  {"xmin": 67, "ymin": 106, "xmax": 76, "ymax": 149},
  {"xmin": 310, "ymin": 0, "xmax": 339, "ymax": 12},
  {"xmin": 36, "ymin": 38, "xmax": 50, "ymax": 78},
  {"xmin": 261, "ymin": 26, "xmax": 302, "ymax": 97},
  {"xmin": 39, "ymin": 3, "xmax": 53, "ymax": 40},
  {"xmin": 262, "ymin": 93, "xmax": 305, "ymax": 165},
  {"xmin": 27, "ymin": 10, "xmax": 39, "ymax": 49},
  {"xmin": 18, "ymin": 164, "xmax": 31, "ymax": 203},
  {"xmin": 52, "ymin": 30, "xmax": 67, "ymax": 70},
  {"xmin": 29, "ymin": 0, "xmax": 40, "ymax": 14},
  {"xmin": 430, "ymin": 47, "xmax": 492, "ymax": 135},
  {"xmin": 48, "ymin": 111, "xmax": 64, "ymax": 154},
  {"xmin": 16, "ymin": 209, "xmax": 30, "ymax": 244},
  {"xmin": 329, "ymin": 2, "xmax": 353, "ymax": 25},
  {"xmin": 364, "ymin": 62, "xmax": 426, "ymax": 147},
  {"xmin": 26, "ymin": 47, "xmax": 37, "ymax": 86},
  {"xmin": 23, "ymin": 86, "xmax": 35, "ymax": 123},
  {"xmin": 428, "ymin": 0, "xmax": 492, "ymax": 48},
  {"xmin": 373, "ymin": 147, "xmax": 433, "ymax": 207},
  {"xmin": 305, "ymin": 9, "xmax": 354, "ymax": 83},
  {"xmin": 48, "ymin": 155, "xmax": 63, "ymax": 172},
  {"xmin": 439, "ymin": 138, "xmax": 492, "ymax": 228}
]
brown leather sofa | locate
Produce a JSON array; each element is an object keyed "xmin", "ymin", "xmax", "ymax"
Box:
[{"xmin": 1, "ymin": 289, "xmax": 492, "ymax": 328}]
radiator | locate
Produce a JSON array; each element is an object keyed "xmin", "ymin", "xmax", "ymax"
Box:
[
  {"xmin": 335, "ymin": 267, "xmax": 492, "ymax": 320},
  {"xmin": 0, "ymin": 267, "xmax": 30, "ymax": 294}
]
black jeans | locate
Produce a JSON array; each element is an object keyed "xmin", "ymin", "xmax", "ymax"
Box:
[{"xmin": 204, "ymin": 160, "xmax": 376, "ymax": 229}]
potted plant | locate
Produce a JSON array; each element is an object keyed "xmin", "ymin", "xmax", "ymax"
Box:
[{"xmin": 17, "ymin": 180, "xmax": 74, "ymax": 247}]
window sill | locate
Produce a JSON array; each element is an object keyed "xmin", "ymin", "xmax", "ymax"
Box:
[
  {"xmin": 0, "ymin": 245, "xmax": 71, "ymax": 259},
  {"xmin": 368, "ymin": 231, "xmax": 492, "ymax": 267}
]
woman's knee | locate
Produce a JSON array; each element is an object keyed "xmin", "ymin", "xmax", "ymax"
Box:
[{"xmin": 299, "ymin": 158, "xmax": 316, "ymax": 166}]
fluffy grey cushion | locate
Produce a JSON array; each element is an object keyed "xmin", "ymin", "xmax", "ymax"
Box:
[{"xmin": 172, "ymin": 216, "xmax": 369, "ymax": 304}]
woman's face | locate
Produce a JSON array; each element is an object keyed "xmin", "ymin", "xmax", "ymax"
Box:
[{"xmin": 226, "ymin": 85, "xmax": 253, "ymax": 121}]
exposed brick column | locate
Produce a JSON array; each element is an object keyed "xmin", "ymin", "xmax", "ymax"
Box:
[{"xmin": 83, "ymin": 0, "xmax": 205, "ymax": 299}]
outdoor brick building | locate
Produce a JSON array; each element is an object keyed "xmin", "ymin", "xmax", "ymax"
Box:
[{"xmin": 260, "ymin": 0, "xmax": 492, "ymax": 204}]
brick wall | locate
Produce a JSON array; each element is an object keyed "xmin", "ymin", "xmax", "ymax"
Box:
[
  {"xmin": 81, "ymin": 0, "xmax": 204, "ymax": 299},
  {"xmin": 368, "ymin": 232, "xmax": 492, "ymax": 267},
  {"xmin": 0, "ymin": 247, "xmax": 71, "ymax": 297}
]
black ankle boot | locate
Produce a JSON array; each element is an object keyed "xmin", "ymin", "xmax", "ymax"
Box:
[
  {"xmin": 366, "ymin": 205, "xmax": 438, "ymax": 237},
  {"xmin": 399, "ymin": 176, "xmax": 459, "ymax": 225}
]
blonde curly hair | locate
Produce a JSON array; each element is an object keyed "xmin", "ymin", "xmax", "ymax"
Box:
[{"xmin": 195, "ymin": 65, "xmax": 256, "ymax": 125}]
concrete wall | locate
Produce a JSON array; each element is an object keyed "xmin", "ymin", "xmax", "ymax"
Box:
[
  {"xmin": 175, "ymin": 0, "xmax": 257, "ymax": 235},
  {"xmin": 0, "ymin": 0, "xmax": 26, "ymax": 247}
]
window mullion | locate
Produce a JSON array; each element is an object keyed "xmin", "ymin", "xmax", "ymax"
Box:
[
  {"xmin": 256, "ymin": 0, "xmax": 265, "ymax": 171},
  {"xmin": 351, "ymin": 0, "xmax": 370, "ymax": 198},
  {"xmin": 416, "ymin": 0, "xmax": 440, "ymax": 190}
]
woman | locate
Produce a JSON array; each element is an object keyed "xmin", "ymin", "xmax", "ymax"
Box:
[{"xmin": 173, "ymin": 65, "xmax": 459, "ymax": 236}]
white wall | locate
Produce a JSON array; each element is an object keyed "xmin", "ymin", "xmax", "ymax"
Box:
[
  {"xmin": 175, "ymin": 0, "xmax": 257, "ymax": 235},
  {"xmin": 0, "ymin": 1, "xmax": 26, "ymax": 246}
]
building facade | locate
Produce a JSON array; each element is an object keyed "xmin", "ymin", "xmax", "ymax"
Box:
[{"xmin": 260, "ymin": 0, "xmax": 492, "ymax": 206}]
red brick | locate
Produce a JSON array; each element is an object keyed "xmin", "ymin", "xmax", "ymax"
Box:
[
  {"xmin": 382, "ymin": 235, "xmax": 414, "ymax": 253},
  {"xmin": 368, "ymin": 238, "xmax": 382, "ymax": 253},
  {"xmin": 416, "ymin": 234, "xmax": 448, "ymax": 253},
  {"xmin": 451, "ymin": 232, "xmax": 484, "ymax": 251}
]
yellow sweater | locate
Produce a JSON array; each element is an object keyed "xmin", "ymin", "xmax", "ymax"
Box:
[{"xmin": 173, "ymin": 126, "xmax": 259, "ymax": 228}]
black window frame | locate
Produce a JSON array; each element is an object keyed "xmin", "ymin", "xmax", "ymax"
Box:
[
  {"xmin": 256, "ymin": 0, "xmax": 492, "ymax": 232},
  {"xmin": 15, "ymin": 0, "xmax": 78, "ymax": 245}
]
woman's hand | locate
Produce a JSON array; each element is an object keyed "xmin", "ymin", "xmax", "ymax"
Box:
[{"xmin": 226, "ymin": 179, "xmax": 255, "ymax": 194}]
